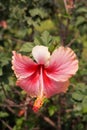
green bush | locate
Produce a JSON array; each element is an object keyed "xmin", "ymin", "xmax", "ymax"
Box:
[{"xmin": 0, "ymin": 0, "xmax": 87, "ymax": 130}]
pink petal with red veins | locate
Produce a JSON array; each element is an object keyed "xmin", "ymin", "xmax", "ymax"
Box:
[
  {"xmin": 16, "ymin": 71, "xmax": 40, "ymax": 97},
  {"xmin": 46, "ymin": 46, "xmax": 79, "ymax": 81},
  {"xmin": 12, "ymin": 51, "xmax": 38, "ymax": 78},
  {"xmin": 43, "ymin": 72, "xmax": 69, "ymax": 98},
  {"xmin": 32, "ymin": 45, "xmax": 50, "ymax": 65}
]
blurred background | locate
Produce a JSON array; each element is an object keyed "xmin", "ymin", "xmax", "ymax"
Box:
[{"xmin": 0, "ymin": 0, "xmax": 87, "ymax": 130}]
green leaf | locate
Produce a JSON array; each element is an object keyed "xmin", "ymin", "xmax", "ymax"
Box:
[
  {"xmin": 76, "ymin": 8, "xmax": 87, "ymax": 14},
  {"xmin": 13, "ymin": 117, "xmax": 24, "ymax": 130},
  {"xmin": 48, "ymin": 105, "xmax": 57, "ymax": 116},
  {"xmin": 72, "ymin": 91, "xmax": 84, "ymax": 101},
  {"xmin": 76, "ymin": 16, "xmax": 86, "ymax": 27},
  {"xmin": 0, "ymin": 53, "xmax": 10, "ymax": 67},
  {"xmin": 74, "ymin": 83, "xmax": 87, "ymax": 95},
  {"xmin": 34, "ymin": 36, "xmax": 43, "ymax": 45},
  {"xmin": 0, "ymin": 112, "xmax": 9, "ymax": 118},
  {"xmin": 41, "ymin": 31, "xmax": 52, "ymax": 45},
  {"xmin": 82, "ymin": 96, "xmax": 87, "ymax": 113},
  {"xmin": 52, "ymin": 36, "xmax": 60, "ymax": 43},
  {"xmin": 27, "ymin": 18, "xmax": 38, "ymax": 27},
  {"xmin": 0, "ymin": 67, "xmax": 3, "ymax": 76},
  {"xmin": 20, "ymin": 42, "xmax": 34, "ymax": 53},
  {"xmin": 29, "ymin": 8, "xmax": 48, "ymax": 19}
]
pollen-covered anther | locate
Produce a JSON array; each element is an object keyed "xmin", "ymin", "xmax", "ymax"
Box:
[{"xmin": 33, "ymin": 97, "xmax": 44, "ymax": 113}]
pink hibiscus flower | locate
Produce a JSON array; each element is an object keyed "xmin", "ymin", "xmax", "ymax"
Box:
[{"xmin": 12, "ymin": 45, "xmax": 78, "ymax": 112}]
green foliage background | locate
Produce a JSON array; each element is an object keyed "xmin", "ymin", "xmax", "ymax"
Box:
[{"xmin": 0, "ymin": 0, "xmax": 87, "ymax": 130}]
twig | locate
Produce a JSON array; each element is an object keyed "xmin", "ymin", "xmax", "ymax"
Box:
[
  {"xmin": 0, "ymin": 119, "xmax": 13, "ymax": 130},
  {"xmin": 57, "ymin": 96, "xmax": 62, "ymax": 130},
  {"xmin": 40, "ymin": 114, "xmax": 56, "ymax": 128},
  {"xmin": 66, "ymin": 38, "xmax": 75, "ymax": 47},
  {"xmin": 24, "ymin": 96, "xmax": 31, "ymax": 130},
  {"xmin": 10, "ymin": 87, "xmax": 22, "ymax": 96},
  {"xmin": 57, "ymin": 111, "xmax": 61, "ymax": 130},
  {"xmin": 0, "ymin": 83, "xmax": 8, "ymax": 98},
  {"xmin": 43, "ymin": 116, "xmax": 56, "ymax": 128},
  {"xmin": 24, "ymin": 97, "xmax": 28, "ymax": 120},
  {"xmin": 0, "ymin": 103, "xmax": 25, "ymax": 108},
  {"xmin": 6, "ymin": 106, "xmax": 16, "ymax": 114},
  {"xmin": 9, "ymin": 36, "xmax": 26, "ymax": 44},
  {"xmin": 4, "ymin": 99, "xmax": 25, "ymax": 108}
]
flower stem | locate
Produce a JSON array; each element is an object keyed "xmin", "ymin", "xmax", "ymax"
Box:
[{"xmin": 63, "ymin": 0, "xmax": 68, "ymax": 13}]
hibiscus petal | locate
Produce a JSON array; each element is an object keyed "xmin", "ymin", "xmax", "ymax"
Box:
[
  {"xmin": 32, "ymin": 45, "xmax": 50, "ymax": 65},
  {"xmin": 46, "ymin": 46, "xmax": 78, "ymax": 81},
  {"xmin": 16, "ymin": 71, "xmax": 40, "ymax": 97},
  {"xmin": 12, "ymin": 51, "xmax": 38, "ymax": 78},
  {"xmin": 43, "ymin": 72, "xmax": 69, "ymax": 98}
]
